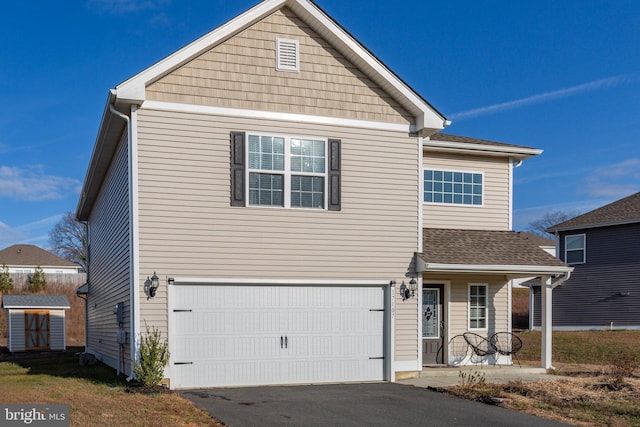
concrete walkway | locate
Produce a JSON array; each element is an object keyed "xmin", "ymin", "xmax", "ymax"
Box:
[{"xmin": 399, "ymin": 365, "xmax": 559, "ymax": 388}]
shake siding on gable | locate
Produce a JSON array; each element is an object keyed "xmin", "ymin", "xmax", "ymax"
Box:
[
  {"xmin": 134, "ymin": 107, "xmax": 420, "ymax": 361},
  {"xmin": 86, "ymin": 134, "xmax": 132, "ymax": 371},
  {"xmin": 146, "ymin": 8, "xmax": 413, "ymax": 125},
  {"xmin": 423, "ymin": 153, "xmax": 510, "ymax": 231}
]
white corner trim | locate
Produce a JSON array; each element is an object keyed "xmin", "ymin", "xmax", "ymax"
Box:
[
  {"xmin": 140, "ymin": 100, "xmax": 415, "ymax": 133},
  {"xmin": 130, "ymin": 105, "xmax": 141, "ymax": 375}
]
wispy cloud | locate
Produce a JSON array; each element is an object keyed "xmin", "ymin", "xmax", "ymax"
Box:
[
  {"xmin": 450, "ymin": 74, "xmax": 638, "ymax": 121},
  {"xmin": 0, "ymin": 214, "xmax": 63, "ymax": 249},
  {"xmin": 87, "ymin": 0, "xmax": 171, "ymax": 15},
  {"xmin": 582, "ymin": 158, "xmax": 640, "ymax": 198},
  {"xmin": 0, "ymin": 166, "xmax": 81, "ymax": 201}
]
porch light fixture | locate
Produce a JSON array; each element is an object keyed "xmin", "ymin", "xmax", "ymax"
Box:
[
  {"xmin": 400, "ymin": 279, "xmax": 418, "ymax": 301},
  {"xmin": 149, "ymin": 272, "xmax": 160, "ymax": 298}
]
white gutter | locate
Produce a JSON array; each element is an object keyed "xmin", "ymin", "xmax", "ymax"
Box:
[
  {"xmin": 109, "ymin": 102, "xmax": 138, "ymax": 381},
  {"xmin": 423, "ymin": 140, "xmax": 542, "ymax": 158},
  {"xmin": 551, "ymin": 270, "xmax": 572, "ymax": 289},
  {"xmin": 416, "ymin": 261, "xmax": 573, "ymax": 276}
]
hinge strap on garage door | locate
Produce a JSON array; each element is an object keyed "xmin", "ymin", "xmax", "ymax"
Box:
[
  {"xmin": 174, "ymin": 362, "xmax": 193, "ymax": 365},
  {"xmin": 369, "ymin": 309, "xmax": 384, "ymax": 312},
  {"xmin": 173, "ymin": 309, "xmax": 192, "ymax": 312},
  {"xmin": 369, "ymin": 357, "xmax": 385, "ymax": 360}
]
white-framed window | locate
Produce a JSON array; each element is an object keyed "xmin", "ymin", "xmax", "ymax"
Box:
[
  {"xmin": 468, "ymin": 284, "xmax": 488, "ymax": 330},
  {"xmin": 424, "ymin": 169, "xmax": 483, "ymax": 206},
  {"xmin": 565, "ymin": 234, "xmax": 586, "ymax": 264},
  {"xmin": 247, "ymin": 134, "xmax": 326, "ymax": 209}
]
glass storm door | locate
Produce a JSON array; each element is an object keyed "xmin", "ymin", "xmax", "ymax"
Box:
[{"xmin": 422, "ymin": 286, "xmax": 443, "ymax": 364}]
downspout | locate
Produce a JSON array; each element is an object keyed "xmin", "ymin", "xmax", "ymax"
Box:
[{"xmin": 108, "ymin": 102, "xmax": 137, "ymax": 380}]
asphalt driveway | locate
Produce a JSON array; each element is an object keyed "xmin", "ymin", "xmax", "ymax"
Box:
[{"xmin": 181, "ymin": 382, "xmax": 569, "ymax": 426}]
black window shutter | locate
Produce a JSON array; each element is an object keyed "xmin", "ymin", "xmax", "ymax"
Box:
[
  {"xmin": 328, "ymin": 138, "xmax": 341, "ymax": 211},
  {"xmin": 230, "ymin": 132, "xmax": 246, "ymax": 207}
]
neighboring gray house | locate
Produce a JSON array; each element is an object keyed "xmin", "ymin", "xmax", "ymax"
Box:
[
  {"xmin": 1, "ymin": 295, "xmax": 71, "ymax": 352},
  {"xmin": 76, "ymin": 0, "xmax": 570, "ymax": 389},
  {"xmin": 532, "ymin": 191, "xmax": 640, "ymax": 330}
]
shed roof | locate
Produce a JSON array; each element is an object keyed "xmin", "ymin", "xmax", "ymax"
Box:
[
  {"xmin": 1, "ymin": 294, "xmax": 71, "ymax": 309},
  {"xmin": 417, "ymin": 228, "xmax": 570, "ymax": 276},
  {"xmin": 0, "ymin": 244, "xmax": 78, "ymax": 268},
  {"xmin": 547, "ymin": 192, "xmax": 640, "ymax": 232}
]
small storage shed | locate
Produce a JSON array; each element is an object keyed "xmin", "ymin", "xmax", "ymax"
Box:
[{"xmin": 1, "ymin": 295, "xmax": 71, "ymax": 352}]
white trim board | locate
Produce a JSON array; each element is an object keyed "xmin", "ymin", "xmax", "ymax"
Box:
[
  {"xmin": 140, "ymin": 100, "xmax": 414, "ymax": 133},
  {"xmin": 170, "ymin": 277, "xmax": 391, "ymax": 286}
]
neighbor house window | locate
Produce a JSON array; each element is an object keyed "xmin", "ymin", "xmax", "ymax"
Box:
[
  {"xmin": 424, "ymin": 169, "xmax": 483, "ymax": 205},
  {"xmin": 469, "ymin": 284, "xmax": 488, "ymax": 329},
  {"xmin": 565, "ymin": 234, "xmax": 586, "ymax": 264},
  {"xmin": 248, "ymin": 134, "xmax": 326, "ymax": 209}
]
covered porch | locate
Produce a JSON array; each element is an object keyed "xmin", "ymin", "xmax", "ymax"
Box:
[{"xmin": 416, "ymin": 228, "xmax": 573, "ymax": 369}]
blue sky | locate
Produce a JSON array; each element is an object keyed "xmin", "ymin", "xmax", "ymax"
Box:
[{"xmin": 1, "ymin": 0, "xmax": 639, "ymax": 249}]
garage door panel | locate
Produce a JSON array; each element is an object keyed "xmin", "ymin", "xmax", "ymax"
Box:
[{"xmin": 170, "ymin": 285, "xmax": 386, "ymax": 388}]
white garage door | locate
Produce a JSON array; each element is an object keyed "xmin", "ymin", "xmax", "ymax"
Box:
[{"xmin": 169, "ymin": 285, "xmax": 387, "ymax": 389}]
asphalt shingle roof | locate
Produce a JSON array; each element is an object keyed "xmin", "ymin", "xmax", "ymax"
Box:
[
  {"xmin": 420, "ymin": 228, "xmax": 567, "ymax": 267},
  {"xmin": 430, "ymin": 133, "xmax": 537, "ymax": 151},
  {"xmin": 1, "ymin": 294, "xmax": 70, "ymax": 309},
  {"xmin": 547, "ymin": 192, "xmax": 640, "ymax": 232},
  {"xmin": 0, "ymin": 244, "xmax": 78, "ymax": 268}
]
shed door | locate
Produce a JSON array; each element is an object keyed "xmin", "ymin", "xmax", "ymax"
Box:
[
  {"xmin": 169, "ymin": 285, "xmax": 386, "ymax": 389},
  {"xmin": 25, "ymin": 311, "xmax": 50, "ymax": 350}
]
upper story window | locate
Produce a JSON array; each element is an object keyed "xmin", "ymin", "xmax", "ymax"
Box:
[
  {"xmin": 424, "ymin": 169, "xmax": 483, "ymax": 206},
  {"xmin": 565, "ymin": 234, "xmax": 586, "ymax": 264},
  {"xmin": 230, "ymin": 132, "xmax": 341, "ymax": 211},
  {"xmin": 248, "ymin": 135, "xmax": 325, "ymax": 209}
]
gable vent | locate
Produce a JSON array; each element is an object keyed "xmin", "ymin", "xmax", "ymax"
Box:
[{"xmin": 276, "ymin": 38, "xmax": 299, "ymax": 72}]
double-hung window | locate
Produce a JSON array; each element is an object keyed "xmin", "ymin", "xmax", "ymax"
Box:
[
  {"xmin": 231, "ymin": 132, "xmax": 341, "ymax": 210},
  {"xmin": 565, "ymin": 234, "xmax": 586, "ymax": 264},
  {"xmin": 469, "ymin": 284, "xmax": 488, "ymax": 329},
  {"xmin": 424, "ymin": 169, "xmax": 483, "ymax": 206}
]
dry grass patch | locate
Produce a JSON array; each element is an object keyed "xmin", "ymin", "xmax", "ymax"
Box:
[
  {"xmin": 446, "ymin": 373, "xmax": 640, "ymax": 426},
  {"xmin": 0, "ymin": 350, "xmax": 222, "ymax": 427}
]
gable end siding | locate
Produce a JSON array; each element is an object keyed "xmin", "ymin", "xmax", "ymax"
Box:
[
  {"xmin": 146, "ymin": 8, "xmax": 413, "ymax": 125},
  {"xmin": 86, "ymin": 133, "xmax": 132, "ymax": 371}
]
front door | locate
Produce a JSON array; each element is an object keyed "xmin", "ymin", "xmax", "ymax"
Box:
[
  {"xmin": 24, "ymin": 311, "xmax": 50, "ymax": 350},
  {"xmin": 422, "ymin": 285, "xmax": 444, "ymax": 364}
]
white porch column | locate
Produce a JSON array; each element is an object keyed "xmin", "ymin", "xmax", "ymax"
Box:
[{"xmin": 540, "ymin": 275, "xmax": 553, "ymax": 369}]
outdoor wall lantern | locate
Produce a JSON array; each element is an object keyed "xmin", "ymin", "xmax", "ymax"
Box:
[
  {"xmin": 149, "ymin": 272, "xmax": 160, "ymax": 298},
  {"xmin": 400, "ymin": 278, "xmax": 418, "ymax": 301}
]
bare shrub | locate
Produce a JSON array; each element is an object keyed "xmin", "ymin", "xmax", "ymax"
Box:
[{"xmin": 609, "ymin": 352, "xmax": 638, "ymax": 384}]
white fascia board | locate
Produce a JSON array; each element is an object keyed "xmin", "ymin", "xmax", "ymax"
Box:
[
  {"xmin": 551, "ymin": 218, "xmax": 640, "ymax": 232},
  {"xmin": 115, "ymin": 0, "xmax": 288, "ymax": 103},
  {"xmin": 141, "ymin": 100, "xmax": 414, "ymax": 133},
  {"xmin": 170, "ymin": 277, "xmax": 391, "ymax": 286},
  {"xmin": 424, "ymin": 140, "xmax": 543, "ymax": 159},
  {"xmin": 418, "ymin": 262, "xmax": 574, "ymax": 276},
  {"xmin": 3, "ymin": 305, "xmax": 71, "ymax": 310}
]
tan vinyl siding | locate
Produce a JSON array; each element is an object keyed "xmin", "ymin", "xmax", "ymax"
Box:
[
  {"xmin": 428, "ymin": 274, "xmax": 509, "ymax": 342},
  {"xmin": 423, "ymin": 153, "xmax": 511, "ymax": 230},
  {"xmin": 86, "ymin": 133, "xmax": 132, "ymax": 373},
  {"xmin": 8, "ymin": 310, "xmax": 24, "ymax": 352},
  {"xmin": 49, "ymin": 309, "xmax": 65, "ymax": 350},
  {"xmin": 146, "ymin": 8, "xmax": 413, "ymax": 125},
  {"xmin": 135, "ymin": 107, "xmax": 420, "ymax": 361}
]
